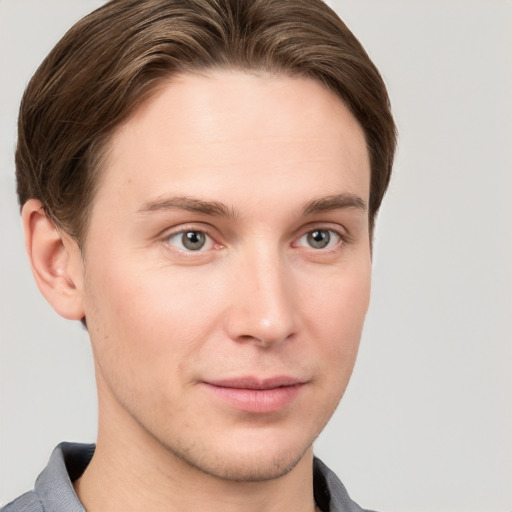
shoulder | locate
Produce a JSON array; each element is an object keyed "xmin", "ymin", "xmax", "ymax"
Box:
[
  {"xmin": 313, "ymin": 457, "xmax": 378, "ymax": 512},
  {"xmin": 1, "ymin": 491, "xmax": 44, "ymax": 512},
  {"xmin": 2, "ymin": 443, "xmax": 94, "ymax": 512}
]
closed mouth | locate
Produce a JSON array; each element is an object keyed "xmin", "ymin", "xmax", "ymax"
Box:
[{"xmin": 202, "ymin": 376, "xmax": 305, "ymax": 413}]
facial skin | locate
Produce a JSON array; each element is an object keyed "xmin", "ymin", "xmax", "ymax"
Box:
[{"xmin": 25, "ymin": 70, "xmax": 371, "ymax": 511}]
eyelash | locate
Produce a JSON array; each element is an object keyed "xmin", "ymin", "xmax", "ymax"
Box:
[
  {"xmin": 293, "ymin": 228, "xmax": 344, "ymax": 251},
  {"xmin": 163, "ymin": 226, "xmax": 218, "ymax": 253},
  {"xmin": 162, "ymin": 225, "xmax": 348, "ymax": 254}
]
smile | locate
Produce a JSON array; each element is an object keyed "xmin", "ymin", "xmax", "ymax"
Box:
[{"xmin": 203, "ymin": 376, "xmax": 305, "ymax": 414}]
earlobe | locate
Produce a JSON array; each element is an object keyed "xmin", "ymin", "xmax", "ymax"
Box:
[{"xmin": 22, "ymin": 199, "xmax": 85, "ymax": 321}]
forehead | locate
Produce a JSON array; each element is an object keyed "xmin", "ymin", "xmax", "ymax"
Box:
[{"xmin": 92, "ymin": 70, "xmax": 370, "ymax": 219}]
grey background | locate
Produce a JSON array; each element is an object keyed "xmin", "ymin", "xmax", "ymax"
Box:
[{"xmin": 1, "ymin": 1, "xmax": 511, "ymax": 510}]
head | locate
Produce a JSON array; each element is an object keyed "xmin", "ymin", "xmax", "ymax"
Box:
[
  {"xmin": 16, "ymin": 0, "xmax": 395, "ymax": 245},
  {"xmin": 18, "ymin": 0, "xmax": 396, "ymax": 484}
]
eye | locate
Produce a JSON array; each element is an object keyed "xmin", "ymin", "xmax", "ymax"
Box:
[
  {"xmin": 296, "ymin": 229, "xmax": 341, "ymax": 250},
  {"xmin": 166, "ymin": 230, "xmax": 212, "ymax": 251}
]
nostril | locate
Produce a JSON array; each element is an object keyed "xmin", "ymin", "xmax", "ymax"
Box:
[
  {"xmin": 238, "ymin": 334, "xmax": 256, "ymax": 341},
  {"xmin": 234, "ymin": 329, "xmax": 296, "ymax": 348}
]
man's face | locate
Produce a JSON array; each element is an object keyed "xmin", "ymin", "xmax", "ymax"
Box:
[{"xmin": 77, "ymin": 71, "xmax": 371, "ymax": 481}]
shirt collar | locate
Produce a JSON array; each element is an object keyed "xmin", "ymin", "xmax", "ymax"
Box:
[{"xmin": 34, "ymin": 443, "xmax": 369, "ymax": 512}]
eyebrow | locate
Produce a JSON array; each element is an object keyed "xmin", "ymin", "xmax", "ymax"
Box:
[
  {"xmin": 137, "ymin": 192, "xmax": 366, "ymax": 218},
  {"xmin": 301, "ymin": 193, "xmax": 367, "ymax": 216},
  {"xmin": 137, "ymin": 196, "xmax": 236, "ymax": 218}
]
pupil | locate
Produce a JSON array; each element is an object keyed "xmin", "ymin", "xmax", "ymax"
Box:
[
  {"xmin": 183, "ymin": 231, "xmax": 205, "ymax": 250},
  {"xmin": 308, "ymin": 230, "xmax": 330, "ymax": 249}
]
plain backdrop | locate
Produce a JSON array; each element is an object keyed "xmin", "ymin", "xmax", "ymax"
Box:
[{"xmin": 1, "ymin": 1, "xmax": 511, "ymax": 511}]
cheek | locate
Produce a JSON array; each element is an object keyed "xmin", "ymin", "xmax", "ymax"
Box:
[
  {"xmin": 300, "ymin": 261, "xmax": 371, "ymax": 378},
  {"xmin": 83, "ymin": 259, "xmax": 223, "ymax": 373},
  {"xmin": 303, "ymin": 262, "xmax": 371, "ymax": 334},
  {"xmin": 82, "ymin": 268, "xmax": 211, "ymax": 418}
]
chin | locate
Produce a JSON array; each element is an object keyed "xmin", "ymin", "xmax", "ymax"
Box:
[{"xmin": 162, "ymin": 428, "xmax": 314, "ymax": 482}]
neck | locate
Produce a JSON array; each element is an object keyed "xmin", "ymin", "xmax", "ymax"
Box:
[{"xmin": 74, "ymin": 389, "xmax": 317, "ymax": 512}]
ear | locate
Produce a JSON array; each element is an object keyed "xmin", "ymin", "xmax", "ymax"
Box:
[{"xmin": 21, "ymin": 199, "xmax": 85, "ymax": 321}]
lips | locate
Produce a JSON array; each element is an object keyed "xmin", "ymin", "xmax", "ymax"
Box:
[{"xmin": 202, "ymin": 376, "xmax": 305, "ymax": 414}]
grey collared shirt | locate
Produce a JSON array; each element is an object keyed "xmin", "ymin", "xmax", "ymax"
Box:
[{"xmin": 2, "ymin": 443, "xmax": 375, "ymax": 512}]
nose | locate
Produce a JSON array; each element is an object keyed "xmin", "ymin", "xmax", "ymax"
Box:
[{"xmin": 224, "ymin": 247, "xmax": 297, "ymax": 348}]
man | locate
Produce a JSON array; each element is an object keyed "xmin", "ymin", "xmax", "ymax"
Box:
[{"xmin": 2, "ymin": 0, "xmax": 396, "ymax": 511}]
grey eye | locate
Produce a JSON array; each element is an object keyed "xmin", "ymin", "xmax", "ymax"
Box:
[
  {"xmin": 167, "ymin": 230, "xmax": 211, "ymax": 251},
  {"xmin": 296, "ymin": 229, "xmax": 341, "ymax": 250},
  {"xmin": 306, "ymin": 229, "xmax": 331, "ymax": 249},
  {"xmin": 181, "ymin": 231, "xmax": 206, "ymax": 250}
]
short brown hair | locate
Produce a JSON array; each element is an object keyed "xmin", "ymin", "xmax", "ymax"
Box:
[{"xmin": 16, "ymin": 0, "xmax": 396, "ymax": 244}]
